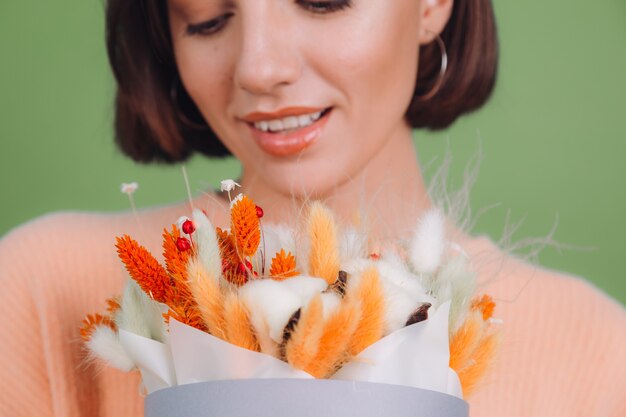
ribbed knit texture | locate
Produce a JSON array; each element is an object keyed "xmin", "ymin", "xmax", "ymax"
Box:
[{"xmin": 1, "ymin": 208, "xmax": 624, "ymax": 417}]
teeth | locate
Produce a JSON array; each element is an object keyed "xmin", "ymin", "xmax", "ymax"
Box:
[
  {"xmin": 269, "ymin": 119, "xmax": 283, "ymax": 131},
  {"xmin": 258, "ymin": 121, "xmax": 269, "ymax": 132},
  {"xmin": 254, "ymin": 110, "xmax": 326, "ymax": 132},
  {"xmin": 283, "ymin": 116, "xmax": 299, "ymax": 129}
]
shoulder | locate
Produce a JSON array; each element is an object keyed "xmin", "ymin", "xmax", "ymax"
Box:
[
  {"xmin": 0, "ymin": 193, "xmax": 228, "ymax": 286},
  {"xmin": 463, "ymin": 235, "xmax": 626, "ymax": 415},
  {"xmin": 0, "ymin": 204, "xmax": 188, "ymax": 297}
]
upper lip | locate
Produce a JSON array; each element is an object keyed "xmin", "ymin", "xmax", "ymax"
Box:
[{"xmin": 241, "ymin": 106, "xmax": 327, "ymax": 123}]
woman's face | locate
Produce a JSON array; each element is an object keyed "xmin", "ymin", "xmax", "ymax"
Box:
[{"xmin": 168, "ymin": 0, "xmax": 426, "ymax": 198}]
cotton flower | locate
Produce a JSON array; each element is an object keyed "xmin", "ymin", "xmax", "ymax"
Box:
[
  {"xmin": 120, "ymin": 182, "xmax": 138, "ymax": 195},
  {"xmin": 220, "ymin": 179, "xmax": 241, "ymax": 192}
]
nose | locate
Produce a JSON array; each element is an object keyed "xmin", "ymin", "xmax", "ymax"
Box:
[{"xmin": 234, "ymin": 6, "xmax": 302, "ymax": 95}]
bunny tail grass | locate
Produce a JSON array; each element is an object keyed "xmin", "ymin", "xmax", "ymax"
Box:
[
  {"xmin": 449, "ymin": 311, "xmax": 483, "ymax": 373},
  {"xmin": 116, "ymin": 280, "xmax": 166, "ymax": 342},
  {"xmin": 410, "ymin": 208, "xmax": 445, "ymax": 274},
  {"xmin": 449, "ymin": 310, "xmax": 500, "ymax": 397},
  {"xmin": 223, "ymin": 292, "xmax": 260, "ymax": 352},
  {"xmin": 187, "ymin": 258, "xmax": 226, "ymax": 340},
  {"xmin": 285, "ymin": 295, "xmax": 324, "ymax": 371},
  {"xmin": 457, "ymin": 330, "xmax": 500, "ymax": 397},
  {"xmin": 347, "ymin": 267, "xmax": 385, "ymax": 356},
  {"xmin": 304, "ymin": 300, "xmax": 361, "ymax": 378},
  {"xmin": 192, "ymin": 209, "xmax": 222, "ymax": 279},
  {"xmin": 86, "ymin": 326, "xmax": 134, "ymax": 372},
  {"xmin": 307, "ymin": 202, "xmax": 340, "ymax": 284}
]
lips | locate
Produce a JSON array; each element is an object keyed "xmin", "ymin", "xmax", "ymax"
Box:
[{"xmin": 242, "ymin": 107, "xmax": 332, "ymax": 157}]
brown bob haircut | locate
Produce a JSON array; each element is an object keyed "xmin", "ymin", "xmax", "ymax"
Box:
[{"xmin": 106, "ymin": 1, "xmax": 498, "ymax": 163}]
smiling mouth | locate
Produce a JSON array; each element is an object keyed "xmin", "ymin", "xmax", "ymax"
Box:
[
  {"xmin": 245, "ymin": 107, "xmax": 333, "ymax": 157},
  {"xmin": 248, "ymin": 108, "xmax": 332, "ymax": 134}
]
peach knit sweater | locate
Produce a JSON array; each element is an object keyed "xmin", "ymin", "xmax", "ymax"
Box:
[{"xmin": 1, "ymin": 206, "xmax": 625, "ymax": 417}]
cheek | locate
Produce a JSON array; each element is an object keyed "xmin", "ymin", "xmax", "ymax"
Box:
[
  {"xmin": 174, "ymin": 41, "xmax": 234, "ymax": 124},
  {"xmin": 317, "ymin": 6, "xmax": 420, "ymax": 120}
]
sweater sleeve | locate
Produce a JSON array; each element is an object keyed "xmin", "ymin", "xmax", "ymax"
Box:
[{"xmin": 0, "ymin": 226, "xmax": 55, "ymax": 416}]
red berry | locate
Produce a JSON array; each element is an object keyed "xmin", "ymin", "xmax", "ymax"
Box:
[
  {"xmin": 238, "ymin": 262, "xmax": 247, "ymax": 274},
  {"xmin": 221, "ymin": 259, "xmax": 231, "ymax": 273},
  {"xmin": 255, "ymin": 205, "xmax": 264, "ymax": 218},
  {"xmin": 182, "ymin": 219, "xmax": 195, "ymax": 235},
  {"xmin": 176, "ymin": 237, "xmax": 192, "ymax": 252}
]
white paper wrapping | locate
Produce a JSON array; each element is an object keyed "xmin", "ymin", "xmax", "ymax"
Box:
[{"xmin": 119, "ymin": 301, "xmax": 462, "ymax": 399}]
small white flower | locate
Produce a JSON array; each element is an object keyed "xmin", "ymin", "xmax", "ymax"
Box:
[
  {"xmin": 120, "ymin": 182, "xmax": 138, "ymax": 195},
  {"xmin": 220, "ymin": 179, "xmax": 241, "ymax": 192}
]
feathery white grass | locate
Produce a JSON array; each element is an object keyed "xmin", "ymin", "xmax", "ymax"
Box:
[
  {"xmin": 410, "ymin": 208, "xmax": 445, "ymax": 274},
  {"xmin": 115, "ymin": 280, "xmax": 167, "ymax": 342},
  {"xmin": 339, "ymin": 227, "xmax": 368, "ymax": 265},
  {"xmin": 86, "ymin": 326, "xmax": 134, "ymax": 371},
  {"xmin": 427, "ymin": 256, "xmax": 476, "ymax": 332},
  {"xmin": 192, "ymin": 209, "xmax": 222, "ymax": 280}
]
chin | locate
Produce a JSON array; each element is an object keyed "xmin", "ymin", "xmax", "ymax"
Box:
[{"xmin": 262, "ymin": 162, "xmax": 352, "ymax": 201}]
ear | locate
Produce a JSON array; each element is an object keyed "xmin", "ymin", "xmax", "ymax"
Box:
[{"xmin": 418, "ymin": 0, "xmax": 454, "ymax": 45}]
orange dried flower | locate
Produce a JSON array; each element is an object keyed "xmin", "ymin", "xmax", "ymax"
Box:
[
  {"xmin": 80, "ymin": 313, "xmax": 116, "ymax": 342},
  {"xmin": 106, "ymin": 297, "xmax": 121, "ymax": 314},
  {"xmin": 216, "ymin": 227, "xmax": 239, "ymax": 265},
  {"xmin": 270, "ymin": 249, "xmax": 298, "ymax": 280},
  {"xmin": 115, "ymin": 235, "xmax": 170, "ymax": 304},
  {"xmin": 471, "ymin": 295, "xmax": 496, "ymax": 321},
  {"xmin": 162, "ymin": 225, "xmax": 193, "ymax": 295},
  {"xmin": 163, "ymin": 303, "xmax": 207, "ymax": 331},
  {"xmin": 230, "ymin": 196, "xmax": 261, "ymax": 257},
  {"xmin": 216, "ymin": 227, "xmax": 250, "ymax": 286}
]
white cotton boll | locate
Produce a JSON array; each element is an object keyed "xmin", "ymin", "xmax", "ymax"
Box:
[
  {"xmin": 377, "ymin": 254, "xmax": 430, "ymax": 300},
  {"xmin": 378, "ymin": 279, "xmax": 424, "ymax": 332},
  {"xmin": 341, "ymin": 258, "xmax": 373, "ymax": 277},
  {"xmin": 375, "ymin": 259, "xmax": 435, "ymax": 332},
  {"xmin": 279, "ymin": 275, "xmax": 328, "ymax": 305},
  {"xmin": 192, "ymin": 209, "xmax": 222, "ymax": 279},
  {"xmin": 87, "ymin": 326, "xmax": 134, "ymax": 372},
  {"xmin": 410, "ymin": 208, "xmax": 446, "ymax": 274},
  {"xmin": 115, "ymin": 281, "xmax": 167, "ymax": 342},
  {"xmin": 320, "ymin": 292, "xmax": 341, "ymax": 319},
  {"xmin": 339, "ymin": 227, "xmax": 368, "ymax": 264},
  {"xmin": 239, "ymin": 279, "xmax": 303, "ymax": 345}
]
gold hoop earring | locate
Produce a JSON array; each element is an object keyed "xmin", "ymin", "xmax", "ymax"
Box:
[{"xmin": 416, "ymin": 34, "xmax": 448, "ymax": 101}]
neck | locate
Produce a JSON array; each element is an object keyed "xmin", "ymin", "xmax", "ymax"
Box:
[{"xmin": 218, "ymin": 124, "xmax": 431, "ymax": 240}]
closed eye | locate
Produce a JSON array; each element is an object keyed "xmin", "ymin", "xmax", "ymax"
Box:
[
  {"xmin": 186, "ymin": 12, "xmax": 234, "ymax": 37},
  {"xmin": 296, "ymin": 0, "xmax": 352, "ymax": 14}
]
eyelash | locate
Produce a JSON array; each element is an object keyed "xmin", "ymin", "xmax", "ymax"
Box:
[
  {"xmin": 185, "ymin": 0, "xmax": 352, "ymax": 37},
  {"xmin": 296, "ymin": 0, "xmax": 353, "ymax": 14},
  {"xmin": 186, "ymin": 13, "xmax": 234, "ymax": 37}
]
